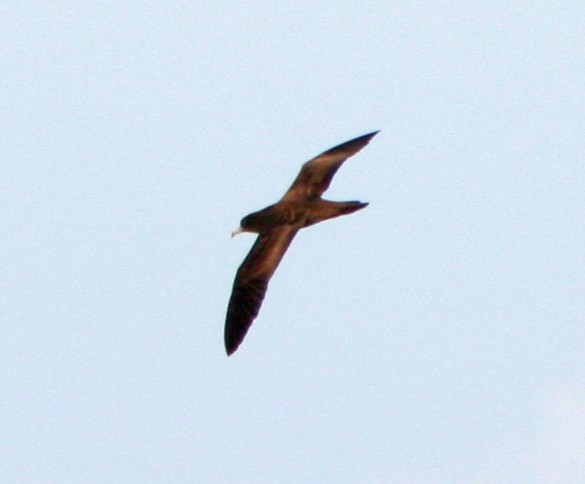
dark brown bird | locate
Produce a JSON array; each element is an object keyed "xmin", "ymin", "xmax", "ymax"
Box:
[{"xmin": 225, "ymin": 131, "xmax": 378, "ymax": 355}]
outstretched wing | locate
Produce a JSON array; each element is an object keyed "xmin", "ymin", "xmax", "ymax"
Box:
[
  {"xmin": 225, "ymin": 226, "xmax": 298, "ymax": 355},
  {"xmin": 281, "ymin": 131, "xmax": 378, "ymax": 202}
]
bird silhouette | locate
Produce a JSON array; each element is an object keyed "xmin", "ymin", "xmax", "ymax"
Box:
[{"xmin": 225, "ymin": 131, "xmax": 378, "ymax": 355}]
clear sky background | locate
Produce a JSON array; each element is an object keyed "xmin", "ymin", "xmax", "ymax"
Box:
[{"xmin": 3, "ymin": 2, "xmax": 585, "ymax": 483}]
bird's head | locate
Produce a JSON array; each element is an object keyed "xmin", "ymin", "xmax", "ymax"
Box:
[{"xmin": 231, "ymin": 212, "xmax": 265, "ymax": 237}]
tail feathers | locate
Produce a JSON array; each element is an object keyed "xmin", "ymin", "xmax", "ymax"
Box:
[
  {"xmin": 305, "ymin": 200, "xmax": 368, "ymax": 226},
  {"xmin": 338, "ymin": 201, "xmax": 368, "ymax": 215}
]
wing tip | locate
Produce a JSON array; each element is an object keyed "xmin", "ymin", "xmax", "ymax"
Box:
[
  {"xmin": 322, "ymin": 130, "xmax": 380, "ymax": 156},
  {"xmin": 225, "ymin": 330, "xmax": 242, "ymax": 356},
  {"xmin": 359, "ymin": 130, "xmax": 380, "ymax": 143},
  {"xmin": 225, "ymin": 337, "xmax": 240, "ymax": 356}
]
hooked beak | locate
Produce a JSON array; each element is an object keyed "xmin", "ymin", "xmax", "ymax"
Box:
[{"xmin": 231, "ymin": 226, "xmax": 243, "ymax": 238}]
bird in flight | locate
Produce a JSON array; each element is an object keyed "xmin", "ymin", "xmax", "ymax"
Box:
[{"xmin": 225, "ymin": 131, "xmax": 378, "ymax": 355}]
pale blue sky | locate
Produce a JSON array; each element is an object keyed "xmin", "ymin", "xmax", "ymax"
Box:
[{"xmin": 3, "ymin": 2, "xmax": 585, "ymax": 483}]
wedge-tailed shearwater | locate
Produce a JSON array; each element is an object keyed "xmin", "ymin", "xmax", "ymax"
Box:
[{"xmin": 225, "ymin": 131, "xmax": 378, "ymax": 355}]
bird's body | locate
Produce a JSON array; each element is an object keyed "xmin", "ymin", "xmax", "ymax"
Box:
[
  {"xmin": 225, "ymin": 131, "xmax": 378, "ymax": 355},
  {"xmin": 238, "ymin": 199, "xmax": 368, "ymax": 233}
]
